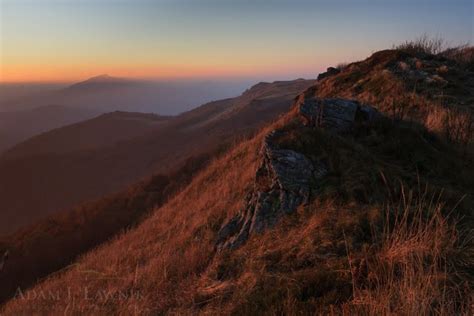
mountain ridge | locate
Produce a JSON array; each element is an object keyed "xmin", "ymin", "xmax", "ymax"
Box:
[
  {"xmin": 1, "ymin": 47, "xmax": 473, "ymax": 314},
  {"xmin": 1, "ymin": 111, "xmax": 170, "ymax": 160}
]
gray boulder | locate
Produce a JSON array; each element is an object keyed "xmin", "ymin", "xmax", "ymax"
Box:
[{"xmin": 297, "ymin": 97, "xmax": 379, "ymax": 132}]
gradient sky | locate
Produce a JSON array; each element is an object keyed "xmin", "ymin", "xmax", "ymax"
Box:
[{"xmin": 0, "ymin": 0, "xmax": 472, "ymax": 83}]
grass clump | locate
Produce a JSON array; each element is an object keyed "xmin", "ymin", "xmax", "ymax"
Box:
[
  {"xmin": 395, "ymin": 34, "xmax": 446, "ymax": 55},
  {"xmin": 395, "ymin": 34, "xmax": 473, "ymax": 68},
  {"xmin": 345, "ymin": 189, "xmax": 473, "ymax": 315}
]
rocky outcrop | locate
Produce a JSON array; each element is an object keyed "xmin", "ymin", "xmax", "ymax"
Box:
[
  {"xmin": 317, "ymin": 67, "xmax": 341, "ymax": 80},
  {"xmin": 217, "ymin": 98, "xmax": 379, "ymax": 250},
  {"xmin": 296, "ymin": 97, "xmax": 379, "ymax": 132},
  {"xmin": 216, "ymin": 131, "xmax": 327, "ymax": 249}
]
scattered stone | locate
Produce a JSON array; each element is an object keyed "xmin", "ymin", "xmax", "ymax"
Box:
[
  {"xmin": 317, "ymin": 67, "xmax": 341, "ymax": 80},
  {"xmin": 296, "ymin": 97, "xmax": 379, "ymax": 132},
  {"xmin": 398, "ymin": 61, "xmax": 410, "ymax": 71},
  {"xmin": 437, "ymin": 65, "xmax": 449, "ymax": 73},
  {"xmin": 216, "ymin": 130, "xmax": 327, "ymax": 250},
  {"xmin": 426, "ymin": 74, "xmax": 448, "ymax": 85}
]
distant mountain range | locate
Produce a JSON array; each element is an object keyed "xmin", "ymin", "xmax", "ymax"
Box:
[
  {"xmin": 0, "ymin": 105, "xmax": 99, "ymax": 154},
  {"xmin": 0, "ymin": 75, "xmax": 252, "ymax": 153},
  {"xmin": 1, "ymin": 111, "xmax": 170, "ymax": 160},
  {"xmin": 0, "ymin": 78, "xmax": 315, "ymax": 234},
  {"xmin": 0, "ymin": 75, "xmax": 252, "ymax": 114}
]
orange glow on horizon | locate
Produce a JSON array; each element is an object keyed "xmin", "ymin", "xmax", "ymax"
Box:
[
  {"xmin": 0, "ymin": 58, "xmax": 332, "ymax": 83},
  {"xmin": 0, "ymin": 63, "xmax": 325, "ymax": 83}
]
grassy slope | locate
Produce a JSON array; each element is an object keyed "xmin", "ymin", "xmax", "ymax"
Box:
[
  {"xmin": 0, "ymin": 124, "xmax": 267, "ymax": 314},
  {"xmin": 2, "ymin": 49, "xmax": 473, "ymax": 314},
  {"xmin": 0, "ymin": 152, "xmax": 214, "ymax": 305},
  {"xmin": 3, "ymin": 111, "xmax": 472, "ymax": 314}
]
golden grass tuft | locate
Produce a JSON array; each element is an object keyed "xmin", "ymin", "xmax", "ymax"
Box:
[
  {"xmin": 345, "ymin": 189, "xmax": 473, "ymax": 315},
  {"xmin": 425, "ymin": 105, "xmax": 474, "ymax": 152}
]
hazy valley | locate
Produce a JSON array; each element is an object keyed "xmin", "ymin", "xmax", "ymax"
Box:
[{"xmin": 0, "ymin": 77, "xmax": 252, "ymax": 153}]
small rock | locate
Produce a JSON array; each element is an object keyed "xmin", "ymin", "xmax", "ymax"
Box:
[
  {"xmin": 398, "ymin": 61, "xmax": 410, "ymax": 71},
  {"xmin": 437, "ymin": 65, "xmax": 449, "ymax": 73}
]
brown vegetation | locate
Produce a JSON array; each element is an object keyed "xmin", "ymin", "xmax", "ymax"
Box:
[
  {"xmin": 1, "ymin": 44, "xmax": 473, "ymax": 314},
  {"xmin": 3, "ymin": 98, "xmax": 473, "ymax": 315},
  {"xmin": 346, "ymin": 190, "xmax": 472, "ymax": 315},
  {"xmin": 0, "ymin": 152, "xmax": 215, "ymax": 305},
  {"xmin": 394, "ymin": 34, "xmax": 446, "ymax": 55}
]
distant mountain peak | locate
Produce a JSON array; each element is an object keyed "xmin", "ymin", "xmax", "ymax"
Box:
[
  {"xmin": 78, "ymin": 74, "xmax": 126, "ymax": 84},
  {"xmin": 66, "ymin": 74, "xmax": 137, "ymax": 91},
  {"xmin": 89, "ymin": 74, "xmax": 113, "ymax": 80}
]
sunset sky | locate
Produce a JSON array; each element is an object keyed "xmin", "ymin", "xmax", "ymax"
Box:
[{"xmin": 0, "ymin": 0, "xmax": 472, "ymax": 83}]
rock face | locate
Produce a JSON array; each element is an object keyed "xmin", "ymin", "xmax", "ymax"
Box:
[
  {"xmin": 297, "ymin": 97, "xmax": 379, "ymax": 132},
  {"xmin": 216, "ymin": 131, "xmax": 327, "ymax": 250},
  {"xmin": 216, "ymin": 98, "xmax": 379, "ymax": 250}
]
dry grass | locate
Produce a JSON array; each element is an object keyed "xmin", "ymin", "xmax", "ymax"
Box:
[
  {"xmin": 336, "ymin": 62, "xmax": 349, "ymax": 70},
  {"xmin": 394, "ymin": 34, "xmax": 446, "ymax": 55},
  {"xmin": 441, "ymin": 45, "xmax": 474, "ymax": 68},
  {"xmin": 1, "ymin": 114, "xmax": 472, "ymax": 315},
  {"xmin": 0, "ymin": 151, "xmax": 215, "ymax": 305},
  {"xmin": 0, "ymin": 125, "xmax": 269, "ymax": 315},
  {"xmin": 441, "ymin": 108, "xmax": 473, "ymax": 147},
  {"xmin": 315, "ymin": 43, "xmax": 474, "ymax": 153},
  {"xmin": 1, "ymin": 45, "xmax": 473, "ymax": 315},
  {"xmin": 345, "ymin": 188, "xmax": 473, "ymax": 315},
  {"xmin": 425, "ymin": 105, "xmax": 474, "ymax": 152}
]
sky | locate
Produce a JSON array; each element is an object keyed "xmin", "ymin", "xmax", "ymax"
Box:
[{"xmin": 0, "ymin": 0, "xmax": 472, "ymax": 83}]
